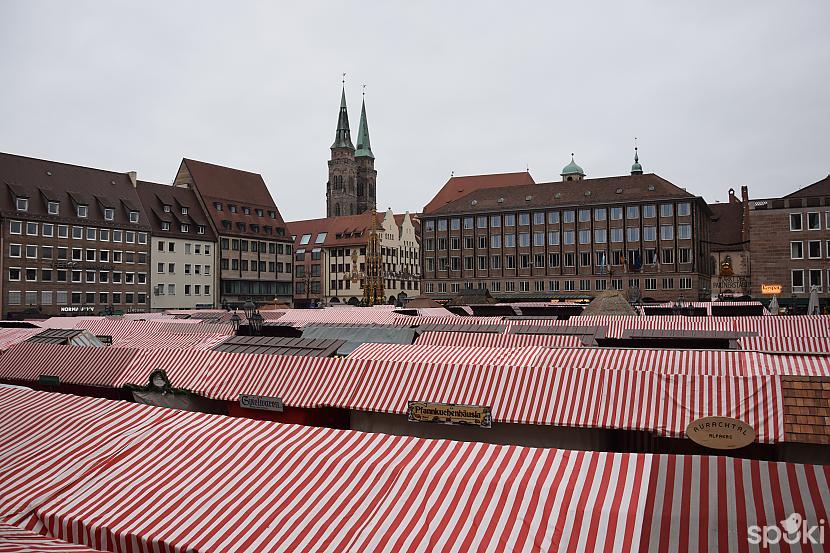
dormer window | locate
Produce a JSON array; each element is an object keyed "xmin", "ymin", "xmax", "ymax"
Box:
[
  {"xmin": 163, "ymin": 204, "xmax": 171, "ymax": 213},
  {"xmin": 181, "ymin": 207, "xmax": 188, "ymax": 215},
  {"xmin": 161, "ymin": 222, "xmax": 171, "ymax": 231},
  {"xmin": 255, "ymin": 208, "xmax": 264, "ymax": 217},
  {"xmin": 214, "ymin": 202, "xmax": 223, "ymax": 211},
  {"xmin": 104, "ymin": 208, "xmax": 115, "ymax": 221},
  {"xmin": 229, "ymin": 205, "xmax": 237, "ymax": 213},
  {"xmin": 181, "ymin": 224, "xmax": 189, "ymax": 232},
  {"xmin": 251, "ymin": 224, "xmax": 260, "ymax": 233},
  {"xmin": 243, "ymin": 207, "xmax": 251, "ymax": 215},
  {"xmin": 48, "ymin": 201, "xmax": 59, "ymax": 215},
  {"xmin": 77, "ymin": 205, "xmax": 88, "ymax": 218},
  {"xmin": 197, "ymin": 225, "xmax": 205, "ymax": 234},
  {"xmin": 16, "ymin": 198, "xmax": 28, "ymax": 212},
  {"xmin": 129, "ymin": 211, "xmax": 139, "ymax": 223}
]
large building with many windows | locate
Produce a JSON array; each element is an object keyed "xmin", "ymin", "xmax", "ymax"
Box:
[
  {"xmin": 136, "ymin": 180, "xmax": 218, "ymax": 310},
  {"xmin": 172, "ymin": 159, "xmax": 294, "ymax": 307},
  {"xmin": 0, "ymin": 152, "xmax": 151, "ymax": 318},
  {"xmin": 420, "ymin": 154, "xmax": 712, "ymax": 302},
  {"xmin": 749, "ymin": 174, "xmax": 830, "ymax": 311},
  {"xmin": 287, "ymin": 209, "xmax": 420, "ymax": 307}
]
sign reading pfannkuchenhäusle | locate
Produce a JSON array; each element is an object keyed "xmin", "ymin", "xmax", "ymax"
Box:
[
  {"xmin": 686, "ymin": 416, "xmax": 756, "ymax": 449},
  {"xmin": 239, "ymin": 394, "xmax": 284, "ymax": 412},
  {"xmin": 407, "ymin": 401, "xmax": 492, "ymax": 428}
]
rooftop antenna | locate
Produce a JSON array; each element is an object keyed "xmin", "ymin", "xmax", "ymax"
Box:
[
  {"xmin": 342, "ymin": 72, "xmax": 346, "ymax": 85},
  {"xmin": 362, "ymin": 83, "xmax": 366, "ymax": 96}
]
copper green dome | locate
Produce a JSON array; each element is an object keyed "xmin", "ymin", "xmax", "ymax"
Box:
[
  {"xmin": 561, "ymin": 154, "xmax": 585, "ymax": 177},
  {"xmin": 631, "ymin": 147, "xmax": 643, "ymax": 175}
]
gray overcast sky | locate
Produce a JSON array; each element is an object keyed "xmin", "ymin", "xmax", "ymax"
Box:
[{"xmin": 1, "ymin": 1, "xmax": 828, "ymax": 221}]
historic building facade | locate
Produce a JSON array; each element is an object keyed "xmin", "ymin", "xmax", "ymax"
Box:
[
  {"xmin": 287, "ymin": 209, "xmax": 419, "ymax": 307},
  {"xmin": 0, "ymin": 153, "xmax": 151, "ymax": 318},
  {"xmin": 172, "ymin": 159, "xmax": 294, "ymax": 307},
  {"xmin": 749, "ymin": 175, "xmax": 830, "ymax": 310},
  {"xmin": 705, "ymin": 186, "xmax": 751, "ymax": 299},
  {"xmin": 420, "ymin": 153, "xmax": 712, "ymax": 302},
  {"xmin": 136, "ymin": 180, "xmax": 219, "ymax": 310},
  {"xmin": 326, "ymin": 87, "xmax": 377, "ymax": 217}
]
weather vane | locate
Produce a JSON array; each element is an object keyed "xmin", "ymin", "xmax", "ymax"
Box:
[
  {"xmin": 342, "ymin": 72, "xmax": 346, "ymax": 85},
  {"xmin": 362, "ymin": 83, "xmax": 366, "ymax": 96}
]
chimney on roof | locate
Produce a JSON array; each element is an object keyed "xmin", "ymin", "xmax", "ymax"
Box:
[
  {"xmin": 741, "ymin": 185, "xmax": 750, "ymax": 245},
  {"xmin": 127, "ymin": 171, "xmax": 137, "ymax": 188}
]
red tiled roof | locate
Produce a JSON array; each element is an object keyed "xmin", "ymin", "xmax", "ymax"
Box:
[
  {"xmin": 423, "ymin": 172, "xmax": 536, "ymax": 214},
  {"xmin": 427, "ymin": 173, "xmax": 697, "ymax": 216},
  {"xmin": 287, "ymin": 211, "xmax": 412, "ymax": 249},
  {"xmin": 785, "ymin": 175, "xmax": 830, "ymax": 198},
  {"xmin": 782, "ymin": 376, "xmax": 830, "ymax": 444},
  {"xmin": 136, "ymin": 181, "xmax": 217, "ymax": 241},
  {"xmin": 176, "ymin": 159, "xmax": 289, "ymax": 241}
]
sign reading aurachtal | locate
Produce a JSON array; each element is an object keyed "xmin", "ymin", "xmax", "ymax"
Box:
[
  {"xmin": 762, "ymin": 283, "xmax": 783, "ymax": 295},
  {"xmin": 239, "ymin": 394, "xmax": 284, "ymax": 412},
  {"xmin": 686, "ymin": 416, "xmax": 755, "ymax": 449},
  {"xmin": 407, "ymin": 401, "xmax": 492, "ymax": 428}
]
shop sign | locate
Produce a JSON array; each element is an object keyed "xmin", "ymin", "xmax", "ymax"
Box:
[
  {"xmin": 686, "ymin": 416, "xmax": 756, "ymax": 449},
  {"xmin": 60, "ymin": 306, "xmax": 94, "ymax": 313},
  {"xmin": 761, "ymin": 283, "xmax": 783, "ymax": 295},
  {"xmin": 407, "ymin": 401, "xmax": 492, "ymax": 428},
  {"xmin": 239, "ymin": 394, "xmax": 284, "ymax": 412}
]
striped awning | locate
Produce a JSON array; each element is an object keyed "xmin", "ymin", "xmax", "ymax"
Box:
[
  {"xmin": 0, "ymin": 388, "xmax": 828, "ymax": 552},
  {"xmin": 348, "ymin": 343, "xmax": 549, "ymax": 366},
  {"xmin": 415, "ymin": 331, "xmax": 584, "ymax": 348}
]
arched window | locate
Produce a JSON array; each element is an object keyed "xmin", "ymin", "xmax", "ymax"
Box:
[{"xmin": 335, "ymin": 203, "xmax": 341, "ymax": 216}]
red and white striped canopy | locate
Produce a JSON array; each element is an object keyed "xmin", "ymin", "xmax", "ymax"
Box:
[
  {"xmin": 0, "ymin": 388, "xmax": 828, "ymax": 552},
  {"xmin": 348, "ymin": 343, "xmax": 548, "ymax": 367},
  {"xmin": 0, "ymin": 328, "xmax": 45, "ymax": 352},
  {"xmin": 415, "ymin": 331, "xmax": 584, "ymax": 348}
]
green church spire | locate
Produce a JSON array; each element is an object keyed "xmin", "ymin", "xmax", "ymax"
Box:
[
  {"xmin": 331, "ymin": 85, "xmax": 354, "ymax": 150},
  {"xmin": 355, "ymin": 94, "xmax": 374, "ymax": 159}
]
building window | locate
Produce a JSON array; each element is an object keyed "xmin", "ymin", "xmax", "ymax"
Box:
[
  {"xmin": 504, "ymin": 234, "xmax": 516, "ymax": 248},
  {"xmin": 808, "ymin": 212, "xmax": 821, "ymax": 230},
  {"xmin": 595, "ymin": 279, "xmax": 607, "ymax": 291},
  {"xmin": 790, "ymin": 213, "xmax": 803, "ymax": 231},
  {"xmin": 580, "ymin": 252, "xmax": 591, "ymax": 267},
  {"xmin": 660, "ymin": 204, "xmax": 673, "ymax": 218},
  {"xmin": 610, "ymin": 228, "xmax": 623, "ymax": 243},
  {"xmin": 437, "ymin": 219, "xmax": 447, "ymax": 231},
  {"xmin": 594, "ymin": 229, "xmax": 607, "ymax": 244},
  {"xmin": 463, "ymin": 217, "xmax": 473, "ymax": 230},
  {"xmin": 678, "ymin": 248, "xmax": 691, "ymax": 263},
  {"xmin": 643, "ymin": 205, "xmax": 656, "ymax": 218},
  {"xmin": 661, "ymin": 248, "xmax": 674, "ymax": 264},
  {"xmin": 643, "ymin": 226, "xmax": 656, "ymax": 241},
  {"xmin": 678, "ymin": 202, "xmax": 691, "ymax": 216},
  {"xmin": 491, "ymin": 256, "xmax": 501, "ymax": 269},
  {"xmin": 564, "ymin": 230, "xmax": 575, "ymax": 245},
  {"xmin": 8, "ymin": 268, "xmax": 20, "ymax": 281},
  {"xmin": 476, "ymin": 216, "xmax": 487, "ymax": 229},
  {"xmin": 8, "ymin": 244, "xmax": 21, "ymax": 258},
  {"xmin": 104, "ymin": 208, "xmax": 115, "ymax": 221},
  {"xmin": 547, "ymin": 231, "xmax": 560, "ymax": 246},
  {"xmin": 610, "ymin": 207, "xmax": 623, "ymax": 220},
  {"xmin": 810, "ymin": 269, "xmax": 822, "ymax": 291},
  {"xmin": 129, "ymin": 211, "xmax": 139, "ymax": 223},
  {"xmin": 662, "ymin": 277, "xmax": 674, "ymax": 289},
  {"xmin": 612, "ymin": 278, "xmax": 623, "ymax": 290},
  {"xmin": 626, "ymin": 227, "xmax": 640, "ymax": 242},
  {"xmin": 504, "ymin": 255, "xmax": 515, "ymax": 269},
  {"xmin": 77, "ymin": 205, "xmax": 88, "ymax": 218},
  {"xmin": 809, "ymin": 240, "xmax": 822, "ymax": 259},
  {"xmin": 9, "ymin": 220, "xmax": 22, "ymax": 235},
  {"xmin": 791, "ymin": 241, "xmax": 804, "ymax": 259},
  {"xmin": 533, "ymin": 232, "xmax": 545, "ymax": 247},
  {"xmin": 680, "ymin": 277, "xmax": 692, "ymax": 289},
  {"xmin": 548, "ymin": 211, "xmax": 559, "ymax": 225},
  {"xmin": 627, "ymin": 206, "xmax": 639, "ymax": 219},
  {"xmin": 660, "ymin": 225, "xmax": 674, "ymax": 241},
  {"xmin": 677, "ymin": 224, "xmax": 692, "ymax": 240},
  {"xmin": 8, "ymin": 291, "xmax": 21, "ymax": 305},
  {"xmin": 72, "ymin": 226, "xmax": 83, "ymax": 239},
  {"xmin": 26, "ymin": 222, "xmax": 37, "ymax": 236},
  {"xmin": 645, "ymin": 278, "xmax": 657, "ymax": 291},
  {"xmin": 42, "ymin": 223, "xmax": 54, "ymax": 237},
  {"xmin": 594, "ymin": 208, "xmax": 607, "ymax": 221},
  {"xmin": 47, "ymin": 201, "xmax": 60, "ymax": 215},
  {"xmin": 792, "ymin": 269, "xmax": 805, "ymax": 293},
  {"xmin": 564, "ymin": 280, "xmax": 575, "ymax": 291},
  {"xmin": 519, "ymin": 233, "xmax": 530, "ymax": 247},
  {"xmin": 16, "ymin": 197, "xmax": 28, "ymax": 211},
  {"xmin": 26, "ymin": 245, "xmax": 37, "ymax": 259},
  {"xmin": 578, "ymin": 229, "xmax": 591, "ymax": 245},
  {"xmin": 563, "ymin": 210, "xmax": 575, "ymax": 224}
]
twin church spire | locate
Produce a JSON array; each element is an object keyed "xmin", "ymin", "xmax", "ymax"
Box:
[{"xmin": 327, "ymin": 83, "xmax": 377, "ymax": 217}]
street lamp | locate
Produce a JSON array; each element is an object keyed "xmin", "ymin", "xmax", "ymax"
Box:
[
  {"xmin": 243, "ymin": 299, "xmax": 256, "ymax": 320},
  {"xmin": 230, "ymin": 311, "xmax": 241, "ymax": 333}
]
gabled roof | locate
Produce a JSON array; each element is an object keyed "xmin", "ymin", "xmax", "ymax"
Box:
[
  {"xmin": 181, "ymin": 158, "xmax": 278, "ymax": 208},
  {"xmin": 423, "ymin": 172, "xmax": 536, "ymax": 214},
  {"xmin": 707, "ymin": 202, "xmax": 744, "ymax": 251},
  {"xmin": 175, "ymin": 158, "xmax": 288, "ymax": 240},
  {"xmin": 784, "ymin": 175, "xmax": 830, "ymax": 198},
  {"xmin": 428, "ymin": 173, "xmax": 697, "ymax": 216},
  {"xmin": 136, "ymin": 180, "xmax": 217, "ymax": 241},
  {"xmin": 287, "ymin": 210, "xmax": 412, "ymax": 249}
]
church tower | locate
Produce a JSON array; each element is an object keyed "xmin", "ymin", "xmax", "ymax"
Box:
[
  {"xmin": 327, "ymin": 86, "xmax": 358, "ymax": 217},
  {"xmin": 355, "ymin": 94, "xmax": 377, "ymax": 214}
]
